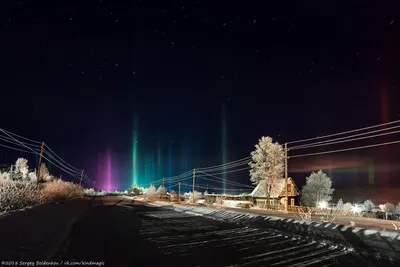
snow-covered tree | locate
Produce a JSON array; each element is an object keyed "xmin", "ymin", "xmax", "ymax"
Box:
[
  {"xmin": 396, "ymin": 203, "xmax": 400, "ymax": 214},
  {"xmin": 380, "ymin": 202, "xmax": 395, "ymax": 213},
  {"xmin": 362, "ymin": 199, "xmax": 375, "ymax": 212},
  {"xmin": 28, "ymin": 172, "xmax": 37, "ymax": 183},
  {"xmin": 336, "ymin": 198, "xmax": 344, "ymax": 211},
  {"xmin": 249, "ymin": 136, "xmax": 284, "ymax": 205},
  {"xmin": 343, "ymin": 202, "xmax": 353, "ymax": 213},
  {"xmin": 15, "ymin": 158, "xmax": 29, "ymax": 180},
  {"xmin": 301, "ymin": 170, "xmax": 334, "ymax": 207},
  {"xmin": 146, "ymin": 184, "xmax": 157, "ymax": 197},
  {"xmin": 39, "ymin": 163, "xmax": 53, "ymax": 182},
  {"xmin": 0, "ymin": 172, "xmax": 9, "ymax": 180},
  {"xmin": 156, "ymin": 185, "xmax": 166, "ymax": 195},
  {"xmin": 188, "ymin": 191, "xmax": 203, "ymax": 202}
]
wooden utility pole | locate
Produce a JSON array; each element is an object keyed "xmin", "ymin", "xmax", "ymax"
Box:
[
  {"xmin": 192, "ymin": 169, "xmax": 196, "ymax": 203},
  {"xmin": 36, "ymin": 141, "xmax": 45, "ymax": 185},
  {"xmin": 178, "ymin": 182, "xmax": 181, "ymax": 203},
  {"xmin": 284, "ymin": 143, "xmax": 289, "ymax": 212},
  {"xmin": 80, "ymin": 170, "xmax": 84, "ymax": 185}
]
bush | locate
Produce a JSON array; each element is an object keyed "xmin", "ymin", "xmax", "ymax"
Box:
[
  {"xmin": 0, "ymin": 179, "xmax": 43, "ymax": 212},
  {"xmin": 41, "ymin": 179, "xmax": 83, "ymax": 202},
  {"xmin": 362, "ymin": 199, "xmax": 375, "ymax": 212}
]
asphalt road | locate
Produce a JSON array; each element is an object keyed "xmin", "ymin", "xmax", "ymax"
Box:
[{"xmin": 51, "ymin": 200, "xmax": 394, "ymax": 267}]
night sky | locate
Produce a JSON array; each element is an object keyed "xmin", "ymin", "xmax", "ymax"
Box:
[{"xmin": 1, "ymin": 0, "xmax": 400, "ymax": 191}]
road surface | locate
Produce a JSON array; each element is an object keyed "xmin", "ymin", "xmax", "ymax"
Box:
[{"xmin": 50, "ymin": 199, "xmax": 394, "ymax": 267}]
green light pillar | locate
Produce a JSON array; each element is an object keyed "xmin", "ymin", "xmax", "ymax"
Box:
[
  {"xmin": 222, "ymin": 104, "xmax": 227, "ymax": 194},
  {"xmin": 132, "ymin": 117, "xmax": 139, "ymax": 187}
]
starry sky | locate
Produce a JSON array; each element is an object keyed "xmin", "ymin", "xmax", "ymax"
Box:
[{"xmin": 1, "ymin": 0, "xmax": 400, "ymax": 190}]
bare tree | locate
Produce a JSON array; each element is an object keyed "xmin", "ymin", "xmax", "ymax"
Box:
[
  {"xmin": 156, "ymin": 185, "xmax": 166, "ymax": 195},
  {"xmin": 249, "ymin": 136, "xmax": 284, "ymax": 206}
]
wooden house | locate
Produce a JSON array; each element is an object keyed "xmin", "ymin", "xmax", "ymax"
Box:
[{"xmin": 250, "ymin": 177, "xmax": 300, "ymax": 206}]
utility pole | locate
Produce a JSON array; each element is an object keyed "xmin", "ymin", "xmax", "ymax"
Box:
[
  {"xmin": 178, "ymin": 182, "xmax": 181, "ymax": 204},
  {"xmin": 94, "ymin": 180, "xmax": 96, "ymax": 190},
  {"xmin": 162, "ymin": 177, "xmax": 165, "ymax": 188},
  {"xmin": 284, "ymin": 143, "xmax": 289, "ymax": 212},
  {"xmin": 80, "ymin": 170, "xmax": 84, "ymax": 185},
  {"xmin": 192, "ymin": 169, "xmax": 196, "ymax": 203},
  {"xmin": 36, "ymin": 141, "xmax": 45, "ymax": 185}
]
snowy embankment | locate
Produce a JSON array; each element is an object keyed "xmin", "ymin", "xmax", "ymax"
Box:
[
  {"xmin": 0, "ymin": 198, "xmax": 94, "ymax": 261},
  {"xmin": 162, "ymin": 204, "xmax": 400, "ymax": 262}
]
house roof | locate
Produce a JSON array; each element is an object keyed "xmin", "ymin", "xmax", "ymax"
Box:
[{"xmin": 250, "ymin": 179, "xmax": 286, "ymax": 198}]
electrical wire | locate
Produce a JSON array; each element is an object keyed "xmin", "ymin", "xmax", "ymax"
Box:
[
  {"xmin": 196, "ymin": 175, "xmax": 254, "ymax": 189},
  {"xmin": 290, "ymin": 129, "xmax": 400, "ymax": 151},
  {"xmin": 163, "ymin": 169, "xmax": 193, "ymax": 180},
  {"xmin": 40, "ymin": 154, "xmax": 82, "ymax": 179},
  {"xmin": 43, "ymin": 151, "xmax": 82, "ymax": 176},
  {"xmin": 196, "ymin": 166, "xmax": 251, "ymax": 176},
  {"xmin": 196, "ymin": 170, "xmax": 255, "ymax": 188},
  {"xmin": 0, "ymin": 129, "xmax": 86, "ymax": 182},
  {"xmin": 180, "ymin": 182, "xmax": 252, "ymax": 191},
  {"xmin": 196, "ymin": 156, "xmax": 251, "ymax": 171},
  {"xmin": 0, "ymin": 128, "xmax": 42, "ymax": 144},
  {"xmin": 44, "ymin": 144, "xmax": 81, "ymax": 171},
  {"xmin": 289, "ymin": 139, "xmax": 400, "ymax": 158},
  {"xmin": 0, "ymin": 135, "xmax": 41, "ymax": 148},
  {"xmin": 196, "ymin": 160, "xmax": 250, "ymax": 173},
  {"xmin": 286, "ymin": 119, "xmax": 400, "ymax": 145},
  {"xmin": 0, "ymin": 143, "xmax": 39, "ymax": 154}
]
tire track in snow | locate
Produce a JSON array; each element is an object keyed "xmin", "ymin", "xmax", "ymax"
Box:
[{"xmin": 135, "ymin": 208, "xmax": 372, "ymax": 267}]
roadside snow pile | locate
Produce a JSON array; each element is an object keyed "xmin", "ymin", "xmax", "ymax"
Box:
[
  {"xmin": 84, "ymin": 189, "xmax": 107, "ymax": 197},
  {"xmin": 222, "ymin": 200, "xmax": 253, "ymax": 208}
]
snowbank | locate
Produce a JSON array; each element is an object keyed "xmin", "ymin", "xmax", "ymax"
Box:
[
  {"xmin": 165, "ymin": 205, "xmax": 400, "ymax": 262},
  {"xmin": 222, "ymin": 200, "xmax": 252, "ymax": 208}
]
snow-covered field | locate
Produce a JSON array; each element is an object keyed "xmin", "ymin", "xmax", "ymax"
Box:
[
  {"xmin": 160, "ymin": 204, "xmax": 400, "ymax": 263},
  {"xmin": 137, "ymin": 207, "xmax": 389, "ymax": 266}
]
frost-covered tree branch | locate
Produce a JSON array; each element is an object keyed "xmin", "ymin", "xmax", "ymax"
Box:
[{"xmin": 248, "ymin": 136, "xmax": 284, "ymax": 203}]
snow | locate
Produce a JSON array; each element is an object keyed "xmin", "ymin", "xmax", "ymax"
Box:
[
  {"xmin": 222, "ymin": 200, "xmax": 252, "ymax": 208},
  {"xmin": 165, "ymin": 204, "xmax": 400, "ymax": 262}
]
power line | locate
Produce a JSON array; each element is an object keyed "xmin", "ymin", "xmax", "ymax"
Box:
[
  {"xmin": 43, "ymin": 151, "xmax": 82, "ymax": 176},
  {"xmin": 196, "ymin": 175, "xmax": 254, "ymax": 189},
  {"xmin": 289, "ymin": 139, "xmax": 400, "ymax": 158},
  {"xmin": 286, "ymin": 119, "xmax": 400, "ymax": 145},
  {"xmin": 44, "ymin": 144, "xmax": 81, "ymax": 171},
  {"xmin": 0, "ymin": 135, "xmax": 41, "ymax": 148},
  {"xmin": 163, "ymin": 169, "xmax": 193, "ymax": 180},
  {"xmin": 196, "ymin": 156, "xmax": 251, "ymax": 171},
  {"xmin": 0, "ymin": 143, "xmax": 39, "ymax": 154},
  {"xmin": 196, "ymin": 160, "xmax": 250, "ymax": 173},
  {"xmin": 196, "ymin": 166, "xmax": 250, "ymax": 176},
  {"xmin": 290, "ymin": 128, "xmax": 400, "ymax": 151},
  {"xmin": 179, "ymin": 182, "xmax": 252, "ymax": 191},
  {"xmin": 196, "ymin": 170, "xmax": 255, "ymax": 188},
  {"xmin": 0, "ymin": 128, "xmax": 42, "ymax": 144}
]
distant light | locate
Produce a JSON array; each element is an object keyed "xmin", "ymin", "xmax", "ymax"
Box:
[
  {"xmin": 317, "ymin": 200, "xmax": 328, "ymax": 209},
  {"xmin": 352, "ymin": 205, "xmax": 361, "ymax": 213}
]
